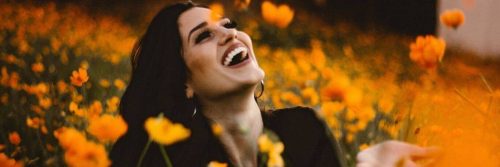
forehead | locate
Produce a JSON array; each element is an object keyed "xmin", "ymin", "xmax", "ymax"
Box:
[{"xmin": 178, "ymin": 7, "xmax": 212, "ymax": 36}]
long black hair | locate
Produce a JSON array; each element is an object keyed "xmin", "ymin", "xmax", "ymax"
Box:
[{"xmin": 110, "ymin": 2, "xmax": 203, "ymax": 166}]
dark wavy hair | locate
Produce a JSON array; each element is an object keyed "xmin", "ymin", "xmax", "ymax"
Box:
[{"xmin": 110, "ymin": 2, "xmax": 204, "ymax": 166}]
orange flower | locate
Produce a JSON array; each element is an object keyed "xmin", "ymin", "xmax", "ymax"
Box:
[
  {"xmin": 31, "ymin": 62, "xmax": 44, "ymax": 73},
  {"xmin": 88, "ymin": 101, "xmax": 103, "ymax": 119},
  {"xmin": 261, "ymin": 1, "xmax": 294, "ymax": 28},
  {"xmin": 144, "ymin": 114, "xmax": 191, "ymax": 145},
  {"xmin": 211, "ymin": 123, "xmax": 223, "ymax": 136},
  {"xmin": 64, "ymin": 140, "xmax": 110, "ymax": 167},
  {"xmin": 209, "ymin": 3, "xmax": 224, "ymax": 22},
  {"xmin": 409, "ymin": 35, "xmax": 446, "ymax": 69},
  {"xmin": 0, "ymin": 153, "xmax": 23, "ymax": 167},
  {"xmin": 54, "ymin": 127, "xmax": 87, "ymax": 150},
  {"xmin": 70, "ymin": 68, "xmax": 89, "ymax": 87},
  {"xmin": 235, "ymin": 0, "xmax": 251, "ymax": 10},
  {"xmin": 8, "ymin": 132, "xmax": 21, "ymax": 145},
  {"xmin": 106, "ymin": 96, "xmax": 120, "ymax": 112},
  {"xmin": 26, "ymin": 117, "xmax": 41, "ymax": 129},
  {"xmin": 87, "ymin": 114, "xmax": 128, "ymax": 142},
  {"xmin": 440, "ymin": 9, "xmax": 465, "ymax": 29},
  {"xmin": 208, "ymin": 161, "xmax": 228, "ymax": 167},
  {"xmin": 113, "ymin": 79, "xmax": 126, "ymax": 90},
  {"xmin": 98, "ymin": 79, "xmax": 110, "ymax": 88},
  {"xmin": 57, "ymin": 80, "xmax": 68, "ymax": 94}
]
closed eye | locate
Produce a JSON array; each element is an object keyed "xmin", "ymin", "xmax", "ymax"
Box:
[
  {"xmin": 195, "ymin": 30, "xmax": 212, "ymax": 44},
  {"xmin": 223, "ymin": 20, "xmax": 237, "ymax": 29}
]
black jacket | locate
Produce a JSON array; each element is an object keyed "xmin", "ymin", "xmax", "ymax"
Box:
[{"xmin": 110, "ymin": 107, "xmax": 346, "ymax": 167}]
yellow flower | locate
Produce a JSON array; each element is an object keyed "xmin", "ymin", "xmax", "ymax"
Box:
[
  {"xmin": 280, "ymin": 91, "xmax": 302, "ymax": 105},
  {"xmin": 70, "ymin": 68, "xmax": 89, "ymax": 87},
  {"xmin": 114, "ymin": 79, "xmax": 125, "ymax": 90},
  {"xmin": 87, "ymin": 114, "xmax": 128, "ymax": 142},
  {"xmin": 267, "ymin": 142, "xmax": 285, "ymax": 167},
  {"xmin": 106, "ymin": 96, "xmax": 120, "ymax": 112},
  {"xmin": 57, "ymin": 80, "xmax": 68, "ymax": 94},
  {"xmin": 88, "ymin": 101, "xmax": 103, "ymax": 119},
  {"xmin": 261, "ymin": 1, "xmax": 294, "ymax": 28},
  {"xmin": 320, "ymin": 101, "xmax": 345, "ymax": 117},
  {"xmin": 258, "ymin": 134, "xmax": 273, "ymax": 152},
  {"xmin": 359, "ymin": 143, "xmax": 370, "ymax": 151},
  {"xmin": 69, "ymin": 101, "xmax": 85, "ymax": 117},
  {"xmin": 31, "ymin": 62, "xmax": 44, "ymax": 73},
  {"xmin": 207, "ymin": 161, "xmax": 228, "ymax": 167},
  {"xmin": 3, "ymin": 54, "xmax": 17, "ymax": 64},
  {"xmin": 440, "ymin": 9, "xmax": 465, "ymax": 29},
  {"xmin": 39, "ymin": 97, "xmax": 52, "ymax": 109},
  {"xmin": 301, "ymin": 87, "xmax": 319, "ymax": 105},
  {"xmin": 98, "ymin": 79, "xmax": 110, "ymax": 88},
  {"xmin": 9, "ymin": 132, "xmax": 21, "ymax": 145},
  {"xmin": 26, "ymin": 117, "xmax": 41, "ymax": 129},
  {"xmin": 378, "ymin": 96, "xmax": 394, "ymax": 114},
  {"xmin": 235, "ymin": 0, "xmax": 251, "ymax": 10},
  {"xmin": 211, "ymin": 123, "xmax": 223, "ymax": 136},
  {"xmin": 409, "ymin": 35, "xmax": 446, "ymax": 69},
  {"xmin": 22, "ymin": 83, "xmax": 49, "ymax": 97},
  {"xmin": 0, "ymin": 153, "xmax": 23, "ymax": 167},
  {"xmin": 54, "ymin": 127, "xmax": 87, "ymax": 150},
  {"xmin": 144, "ymin": 114, "xmax": 191, "ymax": 145},
  {"xmin": 0, "ymin": 68, "xmax": 20, "ymax": 90}
]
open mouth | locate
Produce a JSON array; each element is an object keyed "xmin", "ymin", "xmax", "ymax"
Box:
[{"xmin": 222, "ymin": 46, "xmax": 249, "ymax": 67}]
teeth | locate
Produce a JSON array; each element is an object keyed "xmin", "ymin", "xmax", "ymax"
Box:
[{"xmin": 224, "ymin": 47, "xmax": 247, "ymax": 66}]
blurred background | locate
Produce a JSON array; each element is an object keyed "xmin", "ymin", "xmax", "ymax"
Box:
[{"xmin": 1, "ymin": 0, "xmax": 498, "ymax": 166}]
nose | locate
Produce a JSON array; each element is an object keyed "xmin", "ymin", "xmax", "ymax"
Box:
[{"xmin": 218, "ymin": 27, "xmax": 237, "ymax": 46}]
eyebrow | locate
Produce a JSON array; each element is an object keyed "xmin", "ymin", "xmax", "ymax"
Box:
[{"xmin": 188, "ymin": 21, "xmax": 208, "ymax": 43}]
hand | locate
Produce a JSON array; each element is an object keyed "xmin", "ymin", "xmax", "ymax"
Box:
[{"xmin": 356, "ymin": 140, "xmax": 439, "ymax": 167}]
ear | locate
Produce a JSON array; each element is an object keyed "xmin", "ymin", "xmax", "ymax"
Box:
[{"xmin": 185, "ymin": 83, "xmax": 194, "ymax": 99}]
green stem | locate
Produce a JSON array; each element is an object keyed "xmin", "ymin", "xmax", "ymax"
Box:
[
  {"xmin": 158, "ymin": 144, "xmax": 173, "ymax": 167},
  {"xmin": 136, "ymin": 139, "xmax": 152, "ymax": 167}
]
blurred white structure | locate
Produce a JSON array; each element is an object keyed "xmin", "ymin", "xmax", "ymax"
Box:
[{"xmin": 438, "ymin": 0, "xmax": 500, "ymax": 57}]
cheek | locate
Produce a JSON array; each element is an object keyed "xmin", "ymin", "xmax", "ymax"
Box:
[{"xmin": 185, "ymin": 47, "xmax": 215, "ymax": 79}]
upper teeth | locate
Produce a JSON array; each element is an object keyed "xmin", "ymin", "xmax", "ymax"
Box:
[{"xmin": 224, "ymin": 46, "xmax": 247, "ymax": 66}]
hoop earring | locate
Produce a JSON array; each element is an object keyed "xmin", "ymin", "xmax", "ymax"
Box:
[
  {"xmin": 255, "ymin": 80, "xmax": 264, "ymax": 98},
  {"xmin": 192, "ymin": 107, "xmax": 197, "ymax": 117}
]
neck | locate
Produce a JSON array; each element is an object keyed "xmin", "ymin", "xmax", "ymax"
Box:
[{"xmin": 200, "ymin": 90, "xmax": 263, "ymax": 166}]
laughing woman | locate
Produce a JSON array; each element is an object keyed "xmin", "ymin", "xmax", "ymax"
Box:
[{"xmin": 110, "ymin": 2, "xmax": 436, "ymax": 167}]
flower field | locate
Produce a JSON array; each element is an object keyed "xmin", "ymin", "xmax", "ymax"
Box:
[{"xmin": 1, "ymin": 1, "xmax": 499, "ymax": 167}]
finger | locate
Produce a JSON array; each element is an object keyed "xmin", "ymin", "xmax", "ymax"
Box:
[{"xmin": 410, "ymin": 147, "xmax": 441, "ymax": 160}]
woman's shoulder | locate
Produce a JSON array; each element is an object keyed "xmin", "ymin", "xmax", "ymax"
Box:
[{"xmin": 263, "ymin": 106, "xmax": 323, "ymax": 127}]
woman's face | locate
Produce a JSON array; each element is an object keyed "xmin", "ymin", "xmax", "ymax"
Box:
[{"xmin": 178, "ymin": 7, "xmax": 265, "ymax": 99}]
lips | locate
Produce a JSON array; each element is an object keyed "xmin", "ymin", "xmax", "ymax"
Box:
[{"xmin": 221, "ymin": 43, "xmax": 249, "ymax": 67}]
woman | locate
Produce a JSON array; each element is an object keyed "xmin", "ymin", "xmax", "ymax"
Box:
[{"xmin": 110, "ymin": 2, "xmax": 437, "ymax": 167}]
